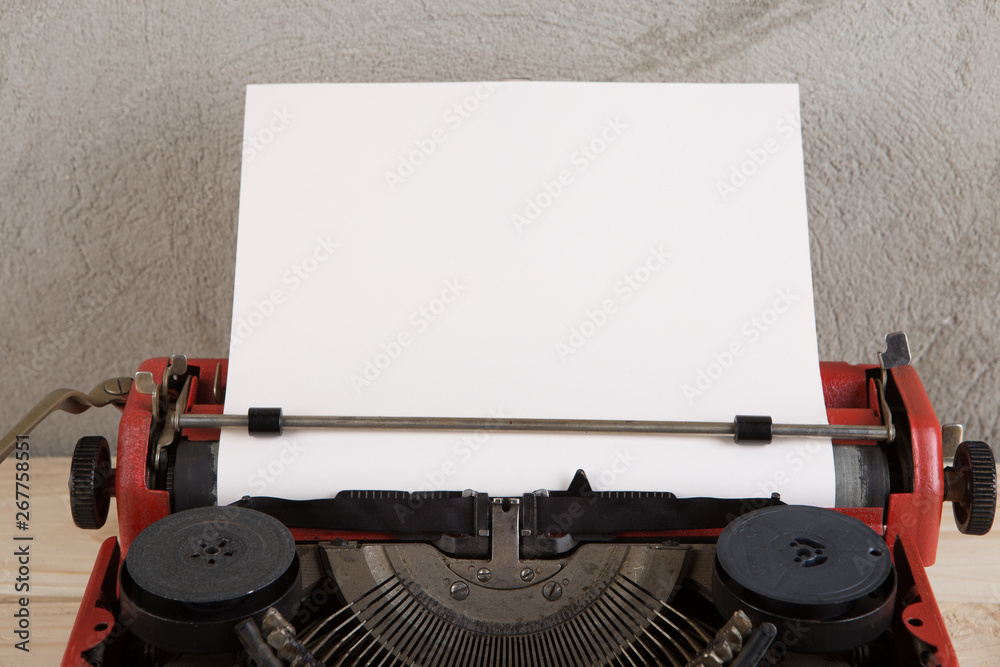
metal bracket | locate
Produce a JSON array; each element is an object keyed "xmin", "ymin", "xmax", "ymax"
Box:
[
  {"xmin": 134, "ymin": 354, "xmax": 189, "ymax": 425},
  {"xmin": 874, "ymin": 332, "xmax": 910, "ymax": 444},
  {"xmin": 446, "ymin": 498, "xmax": 562, "ymax": 590},
  {"xmin": 134, "ymin": 355, "xmax": 196, "ymax": 476},
  {"xmin": 941, "ymin": 423, "xmax": 964, "ymax": 460},
  {"xmin": 212, "ymin": 362, "xmax": 225, "ymax": 405},
  {"xmin": 872, "ymin": 378, "xmax": 896, "ymax": 443},
  {"xmin": 133, "ymin": 372, "xmax": 161, "ymax": 419}
]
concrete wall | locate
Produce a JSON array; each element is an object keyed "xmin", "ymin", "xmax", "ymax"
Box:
[{"xmin": 1, "ymin": 1, "xmax": 998, "ymax": 456}]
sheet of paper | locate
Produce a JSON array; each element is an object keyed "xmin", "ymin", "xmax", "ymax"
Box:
[{"xmin": 218, "ymin": 82, "xmax": 834, "ymax": 506}]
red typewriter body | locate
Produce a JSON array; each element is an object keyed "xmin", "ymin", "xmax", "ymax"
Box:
[{"xmin": 53, "ymin": 355, "xmax": 993, "ymax": 666}]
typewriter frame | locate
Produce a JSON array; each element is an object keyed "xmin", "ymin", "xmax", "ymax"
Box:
[{"xmin": 62, "ymin": 357, "xmax": 956, "ymax": 666}]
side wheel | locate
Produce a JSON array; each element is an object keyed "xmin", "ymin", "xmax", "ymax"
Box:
[
  {"xmin": 69, "ymin": 436, "xmax": 112, "ymax": 529},
  {"xmin": 948, "ymin": 441, "xmax": 997, "ymax": 536}
]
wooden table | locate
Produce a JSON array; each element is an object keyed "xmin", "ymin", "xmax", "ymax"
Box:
[{"xmin": 0, "ymin": 457, "xmax": 997, "ymax": 666}]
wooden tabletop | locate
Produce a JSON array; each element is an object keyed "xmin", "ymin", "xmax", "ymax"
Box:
[{"xmin": 0, "ymin": 457, "xmax": 997, "ymax": 666}]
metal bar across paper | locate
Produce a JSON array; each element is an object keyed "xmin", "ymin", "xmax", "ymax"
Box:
[{"xmin": 179, "ymin": 413, "xmax": 892, "ymax": 441}]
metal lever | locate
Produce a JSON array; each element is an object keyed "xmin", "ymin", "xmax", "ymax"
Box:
[
  {"xmin": 878, "ymin": 331, "xmax": 911, "ymax": 372},
  {"xmin": 0, "ymin": 377, "xmax": 133, "ymax": 464},
  {"xmin": 872, "ymin": 331, "xmax": 910, "ymax": 444}
]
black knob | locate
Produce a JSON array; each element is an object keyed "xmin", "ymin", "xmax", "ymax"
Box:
[
  {"xmin": 69, "ymin": 436, "xmax": 113, "ymax": 530},
  {"xmin": 945, "ymin": 441, "xmax": 997, "ymax": 536}
]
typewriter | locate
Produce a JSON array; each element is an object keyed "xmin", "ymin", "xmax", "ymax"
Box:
[{"xmin": 2, "ymin": 333, "xmax": 995, "ymax": 666}]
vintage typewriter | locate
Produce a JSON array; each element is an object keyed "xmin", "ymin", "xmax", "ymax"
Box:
[{"xmin": 2, "ymin": 333, "xmax": 995, "ymax": 666}]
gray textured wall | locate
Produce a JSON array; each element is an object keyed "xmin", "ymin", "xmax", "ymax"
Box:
[{"xmin": 1, "ymin": 1, "xmax": 998, "ymax": 457}]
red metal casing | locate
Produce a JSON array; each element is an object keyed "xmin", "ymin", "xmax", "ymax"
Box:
[
  {"xmin": 61, "ymin": 537, "xmax": 119, "ymax": 667},
  {"xmin": 115, "ymin": 357, "xmax": 225, "ymax": 555},
  {"xmin": 63, "ymin": 357, "xmax": 955, "ymax": 665}
]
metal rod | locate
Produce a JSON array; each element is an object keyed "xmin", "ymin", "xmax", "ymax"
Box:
[{"xmin": 177, "ymin": 413, "xmax": 892, "ymax": 441}]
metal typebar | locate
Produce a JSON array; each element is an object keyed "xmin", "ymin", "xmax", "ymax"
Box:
[{"xmin": 177, "ymin": 413, "xmax": 893, "ymax": 441}]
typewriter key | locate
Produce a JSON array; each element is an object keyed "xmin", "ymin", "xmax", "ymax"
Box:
[
  {"xmin": 119, "ymin": 506, "xmax": 301, "ymax": 654},
  {"xmin": 712, "ymin": 504, "xmax": 896, "ymax": 654}
]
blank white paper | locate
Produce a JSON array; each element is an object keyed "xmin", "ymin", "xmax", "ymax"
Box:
[{"xmin": 218, "ymin": 82, "xmax": 834, "ymax": 506}]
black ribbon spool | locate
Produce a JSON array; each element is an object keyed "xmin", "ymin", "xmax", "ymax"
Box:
[
  {"xmin": 712, "ymin": 505, "xmax": 896, "ymax": 654},
  {"xmin": 119, "ymin": 506, "xmax": 301, "ymax": 654}
]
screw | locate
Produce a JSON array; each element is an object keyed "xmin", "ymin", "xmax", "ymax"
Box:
[
  {"xmin": 542, "ymin": 581, "xmax": 562, "ymax": 601},
  {"xmin": 104, "ymin": 378, "xmax": 130, "ymax": 396},
  {"xmin": 519, "ymin": 567, "xmax": 534, "ymax": 582},
  {"xmin": 450, "ymin": 581, "xmax": 470, "ymax": 600},
  {"xmin": 477, "ymin": 568, "xmax": 491, "ymax": 582}
]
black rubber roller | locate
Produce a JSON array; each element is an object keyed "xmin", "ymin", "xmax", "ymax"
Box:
[
  {"xmin": 948, "ymin": 441, "xmax": 997, "ymax": 536},
  {"xmin": 248, "ymin": 407, "xmax": 283, "ymax": 435},
  {"xmin": 69, "ymin": 436, "xmax": 112, "ymax": 529},
  {"xmin": 734, "ymin": 415, "xmax": 773, "ymax": 443}
]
